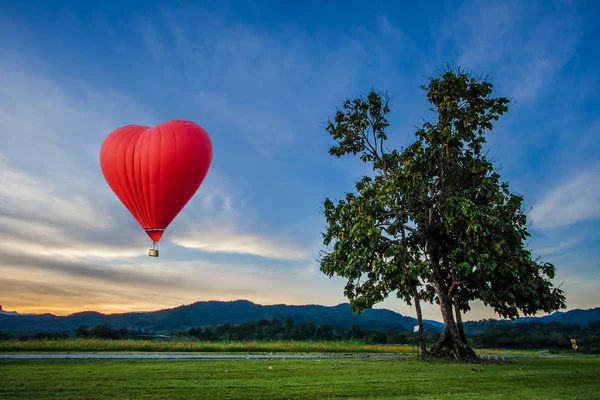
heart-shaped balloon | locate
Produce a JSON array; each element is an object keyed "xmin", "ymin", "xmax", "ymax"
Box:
[{"xmin": 99, "ymin": 120, "xmax": 212, "ymax": 243}]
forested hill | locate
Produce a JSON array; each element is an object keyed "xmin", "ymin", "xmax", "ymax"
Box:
[
  {"xmin": 464, "ymin": 307, "xmax": 600, "ymax": 336},
  {"xmin": 0, "ymin": 300, "xmax": 442, "ymax": 334},
  {"xmin": 517, "ymin": 307, "xmax": 600, "ymax": 326},
  {"xmin": 1, "ymin": 300, "xmax": 598, "ymax": 335}
]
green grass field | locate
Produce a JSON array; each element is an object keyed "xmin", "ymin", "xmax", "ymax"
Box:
[
  {"xmin": 0, "ymin": 338, "xmax": 412, "ymax": 354},
  {"xmin": 1, "ymin": 357, "xmax": 599, "ymax": 399},
  {"xmin": 0, "ymin": 338, "xmax": 551, "ymax": 356}
]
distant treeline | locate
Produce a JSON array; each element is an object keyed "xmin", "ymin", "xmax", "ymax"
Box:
[
  {"xmin": 0, "ymin": 318, "xmax": 437, "ymax": 344},
  {"xmin": 1, "ymin": 324, "xmax": 131, "ymax": 341},
  {"xmin": 183, "ymin": 317, "xmax": 439, "ymax": 344},
  {"xmin": 2, "ymin": 317, "xmax": 599, "ymax": 352},
  {"xmin": 470, "ymin": 320, "xmax": 600, "ymax": 353},
  {"xmin": 75, "ymin": 324, "xmax": 129, "ymax": 339}
]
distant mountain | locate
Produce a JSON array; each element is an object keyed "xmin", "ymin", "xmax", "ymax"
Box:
[
  {"xmin": 1, "ymin": 300, "xmax": 597, "ymax": 336},
  {"xmin": 0, "ymin": 300, "xmax": 442, "ymax": 334},
  {"xmin": 0, "ymin": 305, "xmax": 18, "ymax": 316},
  {"xmin": 515, "ymin": 307, "xmax": 600, "ymax": 326}
]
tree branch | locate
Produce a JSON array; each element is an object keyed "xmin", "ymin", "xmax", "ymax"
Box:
[
  {"xmin": 428, "ymin": 185, "xmax": 435, "ymax": 228},
  {"xmin": 377, "ymin": 212, "xmax": 399, "ymax": 219},
  {"xmin": 360, "ymin": 128, "xmax": 381, "ymax": 163},
  {"xmin": 448, "ymin": 281, "xmax": 466, "ymax": 298},
  {"xmin": 401, "ymin": 225, "xmax": 421, "ymax": 237},
  {"xmin": 375, "ymin": 218, "xmax": 422, "ymax": 238},
  {"xmin": 378, "ymin": 235, "xmax": 394, "ymax": 245}
]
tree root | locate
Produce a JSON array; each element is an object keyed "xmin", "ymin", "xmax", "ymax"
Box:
[{"xmin": 428, "ymin": 331, "xmax": 479, "ymax": 361}]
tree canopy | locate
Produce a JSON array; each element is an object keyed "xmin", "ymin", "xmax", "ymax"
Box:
[{"xmin": 318, "ymin": 66, "xmax": 567, "ymax": 359}]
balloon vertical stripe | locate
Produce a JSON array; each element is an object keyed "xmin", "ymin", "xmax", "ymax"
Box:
[{"xmin": 100, "ymin": 120, "xmax": 212, "ymax": 244}]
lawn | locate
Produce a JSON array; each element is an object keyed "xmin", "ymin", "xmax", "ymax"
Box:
[{"xmin": 1, "ymin": 357, "xmax": 598, "ymax": 399}]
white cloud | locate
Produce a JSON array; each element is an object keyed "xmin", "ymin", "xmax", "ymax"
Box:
[
  {"xmin": 0, "ymin": 256, "xmax": 346, "ymax": 315},
  {"xmin": 172, "ymin": 228, "xmax": 309, "ymax": 260},
  {"xmin": 558, "ymin": 277, "xmax": 600, "ymax": 311},
  {"xmin": 0, "ymin": 55, "xmax": 313, "ymax": 262},
  {"xmin": 0, "ymin": 59, "xmax": 157, "ymax": 176},
  {"xmin": 530, "ymin": 167, "xmax": 600, "ymax": 230},
  {"xmin": 0, "ymin": 153, "xmax": 148, "ymax": 258},
  {"xmin": 128, "ymin": 4, "xmax": 371, "ymax": 163},
  {"xmin": 0, "ymin": 57, "xmax": 157, "ymax": 258},
  {"xmin": 437, "ymin": 0, "xmax": 586, "ymax": 103},
  {"xmin": 170, "ymin": 188, "xmax": 309, "ymax": 260},
  {"xmin": 0, "ymin": 157, "xmax": 106, "ymax": 230},
  {"xmin": 532, "ymin": 235, "xmax": 587, "ymax": 258}
]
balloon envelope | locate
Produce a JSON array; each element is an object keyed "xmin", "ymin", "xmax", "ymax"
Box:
[{"xmin": 99, "ymin": 120, "xmax": 212, "ymax": 242}]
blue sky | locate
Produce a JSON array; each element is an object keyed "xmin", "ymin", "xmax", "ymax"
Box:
[{"xmin": 0, "ymin": 0, "xmax": 598, "ymax": 321}]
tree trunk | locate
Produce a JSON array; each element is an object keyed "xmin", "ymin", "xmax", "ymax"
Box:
[
  {"xmin": 428, "ymin": 257, "xmax": 477, "ymax": 360},
  {"xmin": 453, "ymin": 291, "xmax": 468, "ymax": 344},
  {"xmin": 414, "ymin": 292, "xmax": 427, "ymax": 356}
]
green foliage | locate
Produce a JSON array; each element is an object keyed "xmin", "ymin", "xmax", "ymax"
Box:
[
  {"xmin": 75, "ymin": 324, "xmax": 129, "ymax": 339},
  {"xmin": 6, "ymin": 317, "xmax": 600, "ymax": 354},
  {"xmin": 471, "ymin": 321, "xmax": 600, "ymax": 353},
  {"xmin": 319, "ymin": 66, "xmax": 567, "ymax": 342},
  {"xmin": 186, "ymin": 317, "xmax": 424, "ymax": 344},
  {"xmin": 0, "ymin": 316, "xmax": 443, "ymax": 349}
]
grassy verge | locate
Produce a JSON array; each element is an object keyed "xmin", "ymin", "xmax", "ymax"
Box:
[
  {"xmin": 0, "ymin": 338, "xmax": 415, "ymax": 354},
  {"xmin": 0, "ymin": 338, "xmax": 556, "ymax": 356},
  {"xmin": 1, "ymin": 357, "xmax": 599, "ymax": 399}
]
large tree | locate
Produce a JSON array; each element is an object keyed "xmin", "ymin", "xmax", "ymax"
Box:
[{"xmin": 318, "ymin": 67, "xmax": 566, "ymax": 360}]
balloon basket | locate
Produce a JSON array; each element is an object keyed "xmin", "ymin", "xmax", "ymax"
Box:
[{"xmin": 149, "ymin": 242, "xmax": 159, "ymax": 257}]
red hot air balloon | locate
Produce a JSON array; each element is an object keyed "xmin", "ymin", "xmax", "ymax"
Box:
[{"xmin": 99, "ymin": 120, "xmax": 212, "ymax": 257}]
